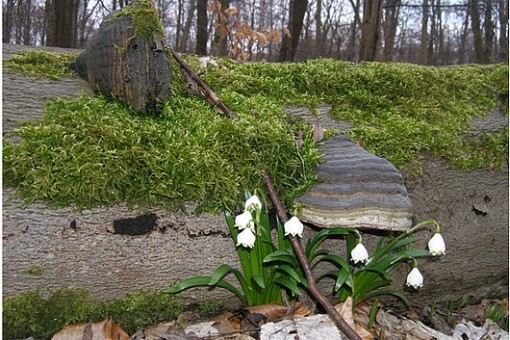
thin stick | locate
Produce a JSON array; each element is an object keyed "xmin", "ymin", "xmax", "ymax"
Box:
[
  {"xmin": 263, "ymin": 171, "xmax": 362, "ymax": 340},
  {"xmin": 170, "ymin": 50, "xmax": 236, "ymax": 119}
]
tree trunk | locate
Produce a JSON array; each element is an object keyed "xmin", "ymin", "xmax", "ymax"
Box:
[
  {"xmin": 382, "ymin": 0, "xmax": 400, "ymax": 61},
  {"xmin": 498, "ymin": 0, "xmax": 508, "ymax": 62},
  {"xmin": 484, "ymin": 0, "xmax": 495, "ymax": 62},
  {"xmin": 3, "ymin": 0, "xmax": 15, "ymax": 43},
  {"xmin": 196, "ymin": 0, "xmax": 208, "ymax": 55},
  {"xmin": 359, "ymin": 0, "xmax": 383, "ymax": 61},
  {"xmin": 420, "ymin": 0, "xmax": 429, "ymax": 64},
  {"xmin": 278, "ymin": 0, "xmax": 308, "ymax": 62},
  {"xmin": 180, "ymin": 0, "xmax": 196, "ymax": 52},
  {"xmin": 470, "ymin": 0, "xmax": 486, "ymax": 63},
  {"xmin": 45, "ymin": 0, "xmax": 79, "ymax": 48},
  {"xmin": 347, "ymin": 0, "xmax": 362, "ymax": 61}
]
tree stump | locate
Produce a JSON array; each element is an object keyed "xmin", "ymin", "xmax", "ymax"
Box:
[{"xmin": 71, "ymin": 9, "xmax": 171, "ymax": 114}]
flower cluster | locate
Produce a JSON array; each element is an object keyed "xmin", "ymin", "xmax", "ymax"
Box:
[
  {"xmin": 350, "ymin": 225, "xmax": 446, "ymax": 290},
  {"xmin": 235, "ymin": 195, "xmax": 306, "ymax": 249},
  {"xmin": 234, "ymin": 195, "xmax": 262, "ymax": 248}
]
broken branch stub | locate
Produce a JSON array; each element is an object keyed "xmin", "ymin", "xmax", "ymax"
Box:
[
  {"xmin": 295, "ymin": 134, "xmax": 413, "ymax": 231},
  {"xmin": 72, "ymin": 12, "xmax": 171, "ymax": 115}
]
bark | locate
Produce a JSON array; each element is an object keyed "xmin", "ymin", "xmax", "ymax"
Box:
[
  {"xmin": 470, "ymin": 0, "xmax": 486, "ymax": 63},
  {"xmin": 347, "ymin": 0, "xmax": 362, "ymax": 61},
  {"xmin": 3, "ymin": 0, "xmax": 15, "ymax": 43},
  {"xmin": 420, "ymin": 0, "xmax": 429, "ymax": 64},
  {"xmin": 484, "ymin": 0, "xmax": 495, "ymax": 62},
  {"xmin": 360, "ymin": 0, "xmax": 383, "ymax": 61},
  {"xmin": 45, "ymin": 0, "xmax": 79, "ymax": 48},
  {"xmin": 382, "ymin": 0, "xmax": 400, "ymax": 61},
  {"xmin": 498, "ymin": 0, "xmax": 508, "ymax": 62},
  {"xmin": 278, "ymin": 0, "xmax": 308, "ymax": 61},
  {"xmin": 196, "ymin": 0, "xmax": 208, "ymax": 55},
  {"xmin": 180, "ymin": 0, "xmax": 196, "ymax": 52}
]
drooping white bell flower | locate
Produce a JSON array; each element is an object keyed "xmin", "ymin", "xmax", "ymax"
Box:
[
  {"xmin": 244, "ymin": 195, "xmax": 262, "ymax": 212},
  {"xmin": 406, "ymin": 267, "xmax": 424, "ymax": 289},
  {"xmin": 351, "ymin": 243, "xmax": 370, "ymax": 264},
  {"xmin": 284, "ymin": 216, "xmax": 304, "ymax": 238},
  {"xmin": 235, "ymin": 210, "xmax": 254, "ymax": 231},
  {"xmin": 236, "ymin": 228, "xmax": 256, "ymax": 248},
  {"xmin": 428, "ymin": 233, "xmax": 446, "ymax": 256}
]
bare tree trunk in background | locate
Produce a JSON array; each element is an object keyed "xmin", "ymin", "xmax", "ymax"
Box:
[
  {"xmin": 498, "ymin": 0, "xmax": 509, "ymax": 61},
  {"xmin": 470, "ymin": 0, "xmax": 485, "ymax": 63},
  {"xmin": 175, "ymin": 0, "xmax": 184, "ymax": 50},
  {"xmin": 45, "ymin": 0, "xmax": 79, "ymax": 48},
  {"xmin": 315, "ymin": 0, "xmax": 323, "ymax": 55},
  {"xmin": 360, "ymin": 0, "xmax": 383, "ymax": 61},
  {"xmin": 382, "ymin": 0, "xmax": 400, "ymax": 61},
  {"xmin": 347, "ymin": 0, "xmax": 362, "ymax": 61},
  {"xmin": 278, "ymin": 0, "xmax": 308, "ymax": 61},
  {"xmin": 3, "ymin": 0, "xmax": 15, "ymax": 43},
  {"xmin": 78, "ymin": 0, "xmax": 100, "ymax": 48},
  {"xmin": 436, "ymin": 0, "xmax": 444, "ymax": 64},
  {"xmin": 180, "ymin": 0, "xmax": 195, "ymax": 52},
  {"xmin": 457, "ymin": 8, "xmax": 469, "ymax": 63},
  {"xmin": 22, "ymin": 0, "xmax": 32, "ymax": 45},
  {"xmin": 484, "ymin": 0, "xmax": 494, "ymax": 62},
  {"xmin": 420, "ymin": 0, "xmax": 429, "ymax": 64},
  {"xmin": 196, "ymin": 0, "xmax": 208, "ymax": 55}
]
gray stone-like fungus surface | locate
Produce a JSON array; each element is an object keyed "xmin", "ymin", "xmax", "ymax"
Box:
[{"xmin": 295, "ymin": 133, "xmax": 413, "ymax": 231}]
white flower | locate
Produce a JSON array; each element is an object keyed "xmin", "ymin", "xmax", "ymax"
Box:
[
  {"xmin": 235, "ymin": 211, "xmax": 254, "ymax": 231},
  {"xmin": 244, "ymin": 195, "xmax": 262, "ymax": 212},
  {"xmin": 284, "ymin": 216, "xmax": 304, "ymax": 237},
  {"xmin": 406, "ymin": 267, "xmax": 424, "ymax": 289},
  {"xmin": 236, "ymin": 228, "xmax": 256, "ymax": 248},
  {"xmin": 199, "ymin": 56, "xmax": 219, "ymax": 70},
  {"xmin": 351, "ymin": 243, "xmax": 369, "ymax": 264},
  {"xmin": 428, "ymin": 233, "xmax": 446, "ymax": 256}
]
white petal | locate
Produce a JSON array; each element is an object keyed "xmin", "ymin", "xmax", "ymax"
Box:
[
  {"xmin": 235, "ymin": 211, "xmax": 254, "ymax": 230},
  {"xmin": 428, "ymin": 233, "xmax": 446, "ymax": 256},
  {"xmin": 244, "ymin": 195, "xmax": 262, "ymax": 212},
  {"xmin": 284, "ymin": 216, "xmax": 303, "ymax": 237},
  {"xmin": 236, "ymin": 228, "xmax": 256, "ymax": 248},
  {"xmin": 351, "ymin": 243, "xmax": 369, "ymax": 264},
  {"xmin": 406, "ymin": 267, "xmax": 424, "ymax": 289}
]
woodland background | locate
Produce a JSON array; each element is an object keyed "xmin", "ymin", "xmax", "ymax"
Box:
[{"xmin": 2, "ymin": 0, "xmax": 508, "ymax": 65}]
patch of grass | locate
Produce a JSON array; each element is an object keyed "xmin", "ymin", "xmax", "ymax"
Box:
[
  {"xmin": 4, "ymin": 50, "xmax": 77, "ymax": 80},
  {"xmin": 2, "ymin": 288, "xmax": 184, "ymax": 340}
]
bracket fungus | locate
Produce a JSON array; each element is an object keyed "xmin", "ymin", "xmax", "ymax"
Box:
[{"xmin": 295, "ymin": 134, "xmax": 413, "ymax": 231}]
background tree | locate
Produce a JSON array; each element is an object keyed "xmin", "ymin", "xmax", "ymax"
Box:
[
  {"xmin": 359, "ymin": 0, "xmax": 383, "ymax": 61},
  {"xmin": 45, "ymin": 0, "xmax": 80, "ymax": 48},
  {"xmin": 195, "ymin": 0, "xmax": 208, "ymax": 55},
  {"xmin": 279, "ymin": 0, "xmax": 308, "ymax": 61}
]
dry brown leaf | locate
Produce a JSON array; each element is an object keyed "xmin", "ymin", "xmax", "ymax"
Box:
[
  {"xmin": 51, "ymin": 319, "xmax": 130, "ymax": 340},
  {"xmin": 334, "ymin": 298, "xmax": 375, "ymax": 340},
  {"xmin": 247, "ymin": 304, "xmax": 287, "ymax": 322},
  {"xmin": 289, "ymin": 301, "xmax": 312, "ymax": 319},
  {"xmin": 210, "ymin": 311, "xmax": 241, "ymax": 334},
  {"xmin": 311, "ymin": 124, "xmax": 325, "ymax": 142}
]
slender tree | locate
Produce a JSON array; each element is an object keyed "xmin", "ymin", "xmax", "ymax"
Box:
[
  {"xmin": 45, "ymin": 0, "xmax": 79, "ymax": 48},
  {"xmin": 279, "ymin": 0, "xmax": 308, "ymax": 61},
  {"xmin": 359, "ymin": 0, "xmax": 383, "ymax": 61},
  {"xmin": 196, "ymin": 0, "xmax": 208, "ymax": 55}
]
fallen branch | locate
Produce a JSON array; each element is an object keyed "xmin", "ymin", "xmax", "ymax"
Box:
[
  {"xmin": 170, "ymin": 51, "xmax": 361, "ymax": 339},
  {"xmin": 171, "ymin": 50, "xmax": 236, "ymax": 119},
  {"xmin": 262, "ymin": 171, "xmax": 363, "ymax": 340}
]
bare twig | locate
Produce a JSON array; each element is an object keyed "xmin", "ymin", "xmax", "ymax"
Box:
[
  {"xmin": 170, "ymin": 50, "xmax": 237, "ymax": 119},
  {"xmin": 262, "ymin": 171, "xmax": 362, "ymax": 340}
]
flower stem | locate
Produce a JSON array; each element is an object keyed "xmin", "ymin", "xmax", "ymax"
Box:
[{"xmin": 263, "ymin": 171, "xmax": 362, "ymax": 340}]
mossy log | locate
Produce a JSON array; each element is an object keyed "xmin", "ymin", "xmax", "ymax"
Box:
[{"xmin": 71, "ymin": 13, "xmax": 171, "ymax": 114}]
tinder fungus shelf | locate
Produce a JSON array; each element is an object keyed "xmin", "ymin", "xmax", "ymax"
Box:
[
  {"xmin": 295, "ymin": 134, "xmax": 413, "ymax": 231},
  {"xmin": 71, "ymin": 9, "xmax": 171, "ymax": 115}
]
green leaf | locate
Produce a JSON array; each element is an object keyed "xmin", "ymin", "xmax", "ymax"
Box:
[
  {"xmin": 275, "ymin": 277, "xmax": 302, "ymax": 297},
  {"xmin": 251, "ymin": 273, "xmax": 266, "ymax": 289},
  {"xmin": 264, "ymin": 249, "xmax": 297, "ymax": 265},
  {"xmin": 165, "ymin": 276, "xmax": 247, "ymax": 306},
  {"xmin": 334, "ymin": 268, "xmax": 352, "ymax": 292},
  {"xmin": 277, "ymin": 264, "xmax": 305, "ymax": 284},
  {"xmin": 364, "ymin": 289, "xmax": 411, "ymax": 308},
  {"xmin": 209, "ymin": 264, "xmax": 237, "ymax": 285}
]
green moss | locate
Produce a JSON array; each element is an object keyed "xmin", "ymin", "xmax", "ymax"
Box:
[
  {"xmin": 3, "ymin": 54, "xmax": 508, "ymax": 211},
  {"xmin": 4, "ymin": 50, "xmax": 77, "ymax": 80},
  {"xmin": 113, "ymin": 0, "xmax": 165, "ymax": 40},
  {"xmin": 3, "ymin": 288, "xmax": 184, "ymax": 340},
  {"xmin": 19, "ymin": 266, "xmax": 44, "ymax": 277}
]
